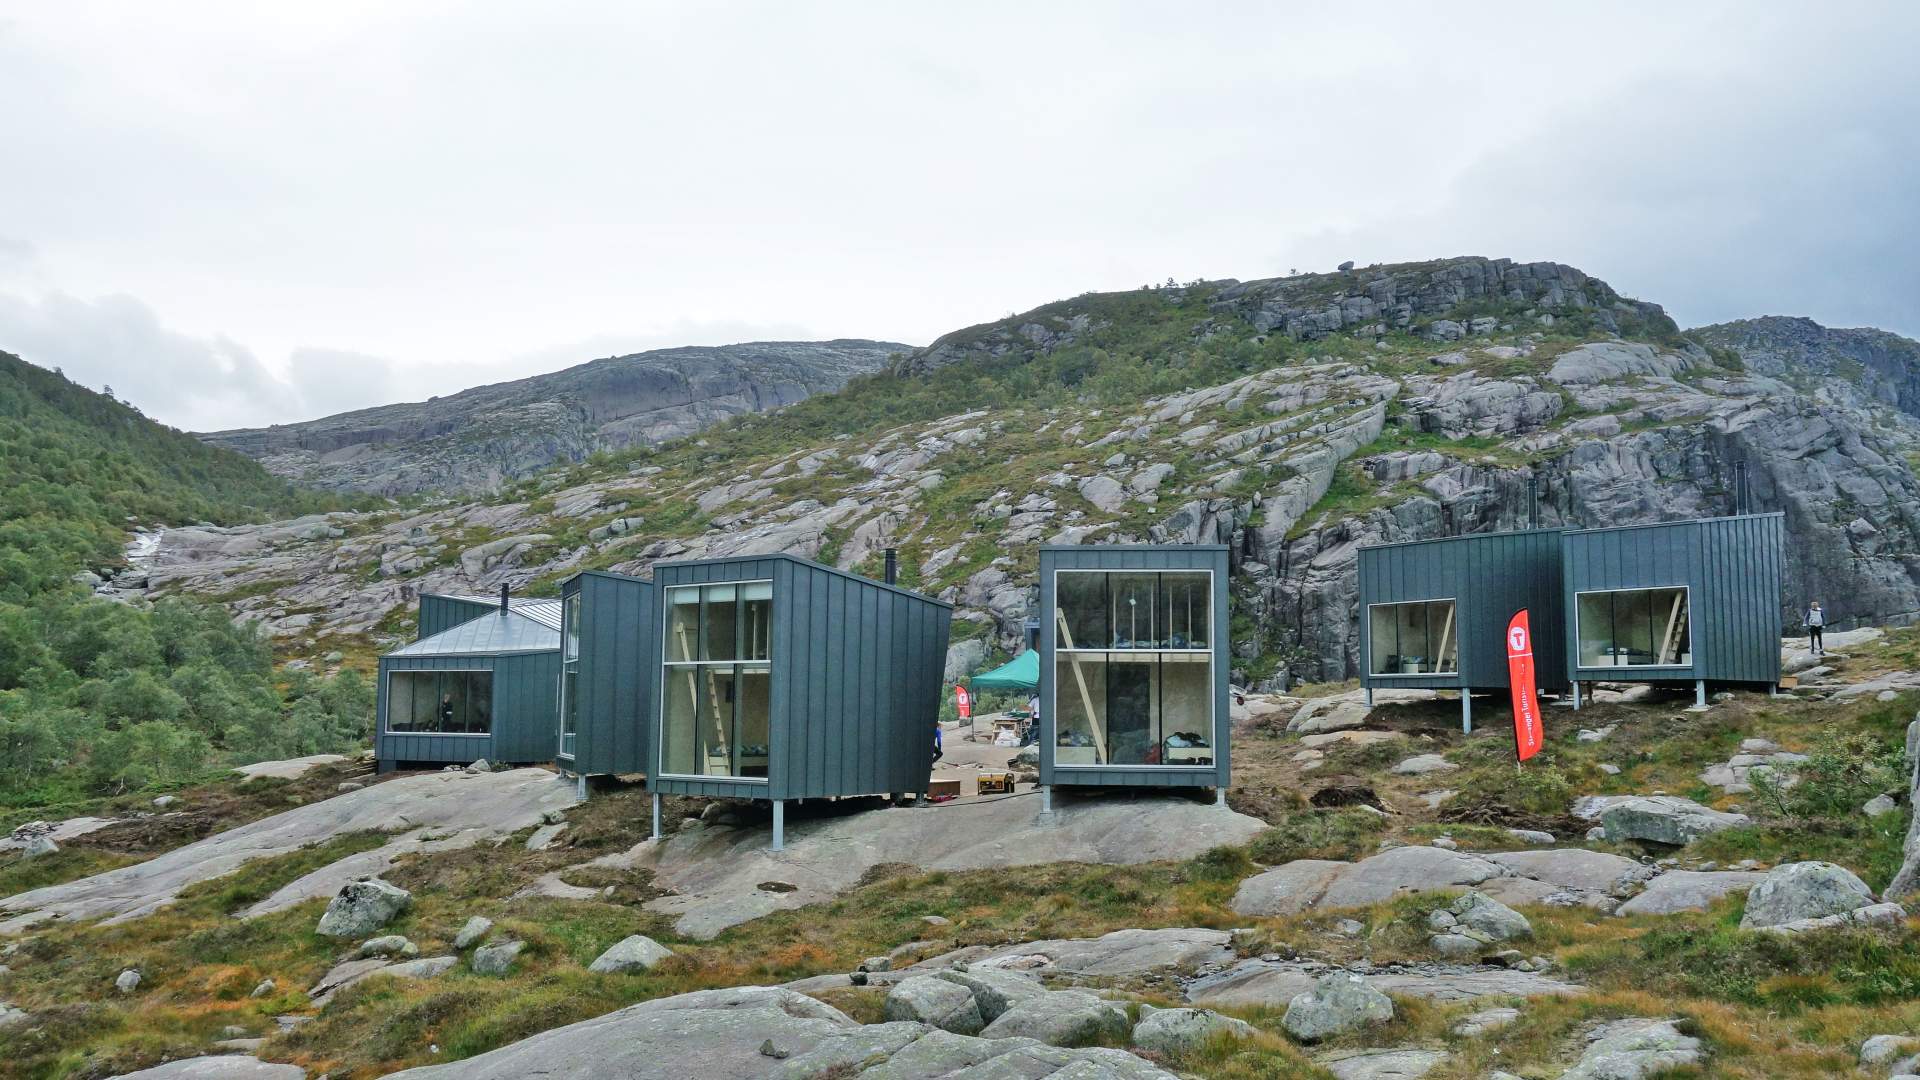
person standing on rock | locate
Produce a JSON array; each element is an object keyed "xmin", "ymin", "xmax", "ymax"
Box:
[{"xmin": 1805, "ymin": 600, "xmax": 1825, "ymax": 656}]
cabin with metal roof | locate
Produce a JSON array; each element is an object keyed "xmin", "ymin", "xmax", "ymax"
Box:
[
  {"xmin": 1357, "ymin": 528, "xmax": 1569, "ymax": 731},
  {"xmin": 1563, "ymin": 512, "xmax": 1785, "ymax": 707},
  {"xmin": 375, "ymin": 590, "xmax": 562, "ymax": 772},
  {"xmin": 1038, "ymin": 544, "xmax": 1231, "ymax": 801},
  {"xmin": 646, "ymin": 552, "xmax": 951, "ymax": 848}
]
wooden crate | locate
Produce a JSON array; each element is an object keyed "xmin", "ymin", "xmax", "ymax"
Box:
[{"xmin": 927, "ymin": 778, "xmax": 963, "ymax": 799}]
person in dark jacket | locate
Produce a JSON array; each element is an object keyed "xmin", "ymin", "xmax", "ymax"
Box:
[
  {"xmin": 931, "ymin": 719, "xmax": 943, "ymax": 764},
  {"xmin": 438, "ymin": 693, "xmax": 455, "ymax": 731},
  {"xmin": 1805, "ymin": 600, "xmax": 1825, "ymax": 656}
]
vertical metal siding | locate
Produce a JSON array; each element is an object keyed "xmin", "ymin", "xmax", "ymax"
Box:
[
  {"xmin": 418, "ymin": 595, "xmax": 496, "ymax": 639},
  {"xmin": 492, "ymin": 650, "xmax": 561, "ymax": 762},
  {"xmin": 1038, "ymin": 545, "xmax": 1230, "ymax": 790},
  {"xmin": 647, "ymin": 554, "xmax": 948, "ymax": 801},
  {"xmin": 1561, "ymin": 513, "xmax": 1783, "ymax": 686},
  {"xmin": 1358, "ymin": 529, "xmax": 1567, "ymax": 694},
  {"xmin": 567, "ymin": 572, "xmax": 657, "ymax": 776}
]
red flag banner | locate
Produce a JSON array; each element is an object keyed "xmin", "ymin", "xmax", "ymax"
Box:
[
  {"xmin": 1506, "ymin": 610, "xmax": 1544, "ymax": 762},
  {"xmin": 954, "ymin": 685, "xmax": 973, "ymax": 720}
]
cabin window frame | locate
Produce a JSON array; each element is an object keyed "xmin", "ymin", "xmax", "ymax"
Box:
[
  {"xmin": 1050, "ymin": 568, "xmax": 1217, "ymax": 771},
  {"xmin": 657, "ymin": 579, "xmax": 774, "ymax": 783},
  {"xmin": 385, "ymin": 668, "xmax": 495, "ymax": 736},
  {"xmin": 1573, "ymin": 584, "xmax": 1694, "ymax": 669},
  {"xmin": 1364, "ymin": 597, "xmax": 1462, "ymax": 678}
]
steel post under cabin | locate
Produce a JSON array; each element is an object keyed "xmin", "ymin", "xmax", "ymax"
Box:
[
  {"xmin": 375, "ymin": 592, "xmax": 563, "ymax": 772},
  {"xmin": 1038, "ymin": 545, "xmax": 1232, "ymax": 803},
  {"xmin": 1358, "ymin": 529, "xmax": 1568, "ymax": 733},
  {"xmin": 555, "ymin": 571, "xmax": 659, "ymax": 784},
  {"xmin": 1562, "ymin": 513, "xmax": 1785, "ymax": 707},
  {"xmin": 646, "ymin": 553, "xmax": 951, "ymax": 850}
]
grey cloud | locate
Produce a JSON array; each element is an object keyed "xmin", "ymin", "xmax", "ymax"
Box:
[{"xmin": 0, "ymin": 290, "xmax": 298, "ymax": 431}]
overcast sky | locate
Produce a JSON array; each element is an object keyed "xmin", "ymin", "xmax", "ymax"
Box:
[{"xmin": 3, "ymin": 2, "xmax": 1917, "ymax": 432}]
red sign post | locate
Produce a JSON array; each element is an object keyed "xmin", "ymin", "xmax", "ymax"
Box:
[
  {"xmin": 1506, "ymin": 610, "xmax": 1544, "ymax": 762},
  {"xmin": 953, "ymin": 684, "xmax": 973, "ymax": 720}
]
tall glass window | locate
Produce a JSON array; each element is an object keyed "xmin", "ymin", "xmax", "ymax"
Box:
[
  {"xmin": 1053, "ymin": 570, "xmax": 1213, "ymax": 767},
  {"xmin": 388, "ymin": 671, "xmax": 493, "ymax": 734},
  {"xmin": 1576, "ymin": 587, "xmax": 1690, "ymax": 667},
  {"xmin": 558, "ymin": 592, "xmax": 581, "ymax": 757},
  {"xmin": 661, "ymin": 581, "xmax": 772, "ymax": 779},
  {"xmin": 1367, "ymin": 600, "xmax": 1459, "ymax": 676}
]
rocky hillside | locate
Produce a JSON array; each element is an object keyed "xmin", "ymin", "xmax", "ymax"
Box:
[
  {"xmin": 199, "ymin": 340, "xmax": 909, "ymax": 496},
  {"xmin": 1695, "ymin": 315, "xmax": 1920, "ymax": 418},
  {"xmin": 128, "ymin": 258, "xmax": 1920, "ymax": 687}
]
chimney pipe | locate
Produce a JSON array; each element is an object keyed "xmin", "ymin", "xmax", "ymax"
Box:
[
  {"xmin": 499, "ymin": 583, "xmax": 510, "ymax": 612},
  {"xmin": 883, "ymin": 548, "xmax": 898, "ymax": 585}
]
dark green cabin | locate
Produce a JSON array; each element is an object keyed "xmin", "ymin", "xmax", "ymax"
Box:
[
  {"xmin": 1563, "ymin": 512, "xmax": 1785, "ymax": 705},
  {"xmin": 1357, "ymin": 528, "xmax": 1569, "ymax": 729},
  {"xmin": 1038, "ymin": 544, "xmax": 1231, "ymax": 799},
  {"xmin": 647, "ymin": 553, "xmax": 951, "ymax": 847},
  {"xmin": 376, "ymin": 593, "xmax": 562, "ymax": 772}
]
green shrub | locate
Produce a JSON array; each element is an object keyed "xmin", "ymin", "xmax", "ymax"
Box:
[
  {"xmin": 1249, "ymin": 808, "xmax": 1385, "ymax": 864},
  {"xmin": 1750, "ymin": 731, "xmax": 1906, "ymax": 821}
]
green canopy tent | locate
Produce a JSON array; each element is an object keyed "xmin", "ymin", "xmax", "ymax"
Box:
[{"xmin": 968, "ymin": 648, "xmax": 1038, "ymax": 691}]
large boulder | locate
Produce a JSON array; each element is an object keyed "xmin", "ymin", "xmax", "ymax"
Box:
[
  {"xmin": 471, "ymin": 940, "xmax": 526, "ymax": 976},
  {"xmin": 1615, "ymin": 871, "xmax": 1763, "ymax": 916},
  {"xmin": 977, "ymin": 989, "xmax": 1130, "ymax": 1046},
  {"xmin": 589, "ymin": 935, "xmax": 674, "ymax": 974},
  {"xmin": 1560, "ymin": 1017, "xmax": 1703, "ymax": 1079},
  {"xmin": 1131, "ymin": 1006, "xmax": 1255, "ymax": 1054},
  {"xmin": 1427, "ymin": 890, "xmax": 1530, "ymax": 957},
  {"xmin": 1445, "ymin": 890, "xmax": 1532, "ymax": 941},
  {"xmin": 1282, "ymin": 972, "xmax": 1393, "ymax": 1042},
  {"xmin": 930, "ymin": 968, "xmax": 1046, "ymax": 1023},
  {"xmin": 883, "ymin": 975, "xmax": 984, "ymax": 1035},
  {"xmin": 1598, "ymin": 797, "xmax": 1749, "ymax": 845},
  {"xmin": 315, "ymin": 879, "xmax": 412, "ymax": 939},
  {"xmin": 1739, "ymin": 861, "xmax": 1878, "ymax": 929}
]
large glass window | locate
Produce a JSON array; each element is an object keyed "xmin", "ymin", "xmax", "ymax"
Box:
[
  {"xmin": 388, "ymin": 670, "xmax": 493, "ymax": 734},
  {"xmin": 1367, "ymin": 600, "xmax": 1459, "ymax": 676},
  {"xmin": 1056, "ymin": 570, "xmax": 1210, "ymax": 650},
  {"xmin": 1576, "ymin": 587, "xmax": 1690, "ymax": 667},
  {"xmin": 1053, "ymin": 570, "xmax": 1213, "ymax": 767},
  {"xmin": 661, "ymin": 582, "xmax": 772, "ymax": 779},
  {"xmin": 559, "ymin": 592, "xmax": 580, "ymax": 757}
]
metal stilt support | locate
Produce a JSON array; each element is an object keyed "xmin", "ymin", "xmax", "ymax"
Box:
[
  {"xmin": 772, "ymin": 800, "xmax": 785, "ymax": 851},
  {"xmin": 1215, "ymin": 786, "xmax": 1227, "ymax": 807},
  {"xmin": 576, "ymin": 772, "xmax": 588, "ymax": 802},
  {"xmin": 1365, "ymin": 686, "xmax": 1374, "ymax": 707},
  {"xmin": 1571, "ymin": 681, "xmax": 1582, "ymax": 711},
  {"xmin": 1695, "ymin": 679, "xmax": 1707, "ymax": 708},
  {"xmin": 1461, "ymin": 691, "xmax": 1473, "ymax": 734},
  {"xmin": 650, "ymin": 793, "xmax": 661, "ymax": 840},
  {"xmin": 1041, "ymin": 785, "xmax": 1053, "ymax": 815}
]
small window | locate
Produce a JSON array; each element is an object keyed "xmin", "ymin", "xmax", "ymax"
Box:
[
  {"xmin": 388, "ymin": 671, "xmax": 493, "ymax": 734},
  {"xmin": 562, "ymin": 592, "xmax": 581, "ymax": 661},
  {"xmin": 1577, "ymin": 587, "xmax": 1690, "ymax": 667},
  {"xmin": 1367, "ymin": 600, "xmax": 1458, "ymax": 676}
]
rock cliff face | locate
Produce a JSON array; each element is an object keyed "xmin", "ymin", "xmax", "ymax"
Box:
[
  {"xmin": 134, "ymin": 259, "xmax": 1920, "ymax": 688},
  {"xmin": 199, "ymin": 340, "xmax": 907, "ymax": 495}
]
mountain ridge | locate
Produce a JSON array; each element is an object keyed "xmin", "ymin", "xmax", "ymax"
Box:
[{"xmin": 198, "ymin": 338, "xmax": 911, "ymax": 496}]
